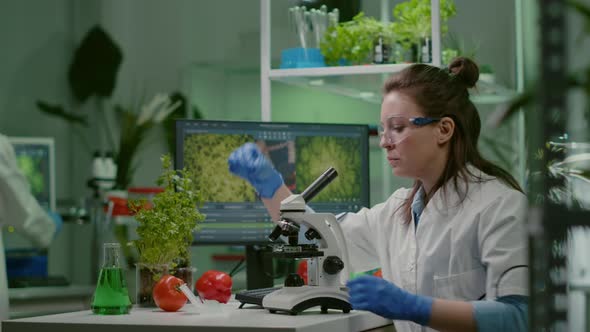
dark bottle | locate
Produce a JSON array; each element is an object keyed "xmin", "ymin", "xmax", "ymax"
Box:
[{"xmin": 373, "ymin": 36, "xmax": 391, "ymax": 64}]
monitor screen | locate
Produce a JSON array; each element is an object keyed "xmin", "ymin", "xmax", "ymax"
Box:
[
  {"xmin": 175, "ymin": 120, "xmax": 369, "ymax": 245},
  {"xmin": 7, "ymin": 137, "xmax": 55, "ymax": 211},
  {"xmin": 3, "ymin": 137, "xmax": 55, "ymax": 250}
]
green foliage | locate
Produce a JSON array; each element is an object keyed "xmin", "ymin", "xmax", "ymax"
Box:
[
  {"xmin": 131, "ymin": 154, "xmax": 205, "ymax": 267},
  {"xmin": 114, "ymin": 105, "xmax": 154, "ymax": 189},
  {"xmin": 442, "ymin": 48, "xmax": 459, "ymax": 66},
  {"xmin": 16, "ymin": 156, "xmax": 44, "ymax": 195},
  {"xmin": 392, "ymin": 0, "xmax": 457, "ymax": 51},
  {"xmin": 320, "ymin": 13, "xmax": 394, "ymax": 65},
  {"xmin": 443, "ymin": 32, "xmax": 479, "ymax": 61},
  {"xmin": 183, "ymin": 133, "xmax": 256, "ymax": 202},
  {"xmin": 296, "ymin": 136, "xmax": 361, "ymax": 201}
]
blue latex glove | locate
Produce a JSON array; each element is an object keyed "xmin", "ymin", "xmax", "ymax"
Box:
[
  {"xmin": 347, "ymin": 275, "xmax": 433, "ymax": 325},
  {"xmin": 47, "ymin": 210, "xmax": 63, "ymax": 238},
  {"xmin": 228, "ymin": 142, "xmax": 284, "ymax": 199}
]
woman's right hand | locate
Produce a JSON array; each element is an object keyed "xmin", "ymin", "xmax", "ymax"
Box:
[{"xmin": 228, "ymin": 142, "xmax": 284, "ymax": 199}]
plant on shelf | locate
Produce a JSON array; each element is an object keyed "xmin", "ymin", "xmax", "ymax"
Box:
[
  {"xmin": 130, "ymin": 154, "xmax": 205, "ymax": 306},
  {"xmin": 391, "ymin": 0, "xmax": 457, "ymax": 62},
  {"xmin": 320, "ymin": 12, "xmax": 394, "ymax": 66}
]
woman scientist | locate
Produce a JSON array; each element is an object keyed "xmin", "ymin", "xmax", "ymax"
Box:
[
  {"xmin": 0, "ymin": 134, "xmax": 61, "ymax": 324},
  {"xmin": 228, "ymin": 57, "xmax": 527, "ymax": 332}
]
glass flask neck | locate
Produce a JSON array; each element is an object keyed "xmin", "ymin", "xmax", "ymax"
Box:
[{"xmin": 102, "ymin": 243, "xmax": 121, "ymax": 268}]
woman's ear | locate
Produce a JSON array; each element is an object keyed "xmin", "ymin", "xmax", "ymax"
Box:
[{"xmin": 436, "ymin": 117, "xmax": 455, "ymax": 145}]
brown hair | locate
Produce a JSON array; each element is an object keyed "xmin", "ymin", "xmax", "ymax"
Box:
[{"xmin": 382, "ymin": 57, "xmax": 523, "ymax": 223}]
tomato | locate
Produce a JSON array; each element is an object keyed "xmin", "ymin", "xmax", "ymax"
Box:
[
  {"xmin": 152, "ymin": 274, "xmax": 187, "ymax": 312},
  {"xmin": 297, "ymin": 260, "xmax": 308, "ymax": 284},
  {"xmin": 195, "ymin": 270, "xmax": 232, "ymax": 304}
]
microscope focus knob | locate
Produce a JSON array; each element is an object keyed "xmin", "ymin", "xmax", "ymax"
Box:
[
  {"xmin": 284, "ymin": 273, "xmax": 305, "ymax": 287},
  {"xmin": 323, "ymin": 256, "xmax": 344, "ymax": 275}
]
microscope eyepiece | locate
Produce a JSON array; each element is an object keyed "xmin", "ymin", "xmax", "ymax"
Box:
[{"xmin": 300, "ymin": 167, "xmax": 338, "ymax": 203}]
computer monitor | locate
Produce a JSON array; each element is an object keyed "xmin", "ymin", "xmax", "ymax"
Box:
[
  {"xmin": 175, "ymin": 120, "xmax": 370, "ymax": 245},
  {"xmin": 3, "ymin": 137, "xmax": 56, "ymax": 257},
  {"xmin": 7, "ymin": 137, "xmax": 56, "ymax": 211}
]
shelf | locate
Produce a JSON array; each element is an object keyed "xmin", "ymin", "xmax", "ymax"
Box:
[
  {"xmin": 271, "ymin": 68, "xmax": 518, "ymax": 106},
  {"xmin": 269, "ymin": 63, "xmax": 414, "ymax": 78}
]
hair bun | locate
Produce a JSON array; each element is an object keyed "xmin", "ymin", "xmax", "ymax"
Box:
[{"xmin": 448, "ymin": 57, "xmax": 479, "ymax": 88}]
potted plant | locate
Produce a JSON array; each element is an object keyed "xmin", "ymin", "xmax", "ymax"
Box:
[
  {"xmin": 391, "ymin": 0, "xmax": 456, "ymax": 63},
  {"xmin": 320, "ymin": 13, "xmax": 394, "ymax": 66},
  {"xmin": 130, "ymin": 154, "xmax": 205, "ymax": 306}
]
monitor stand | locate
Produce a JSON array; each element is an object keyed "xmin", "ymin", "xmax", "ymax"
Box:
[{"xmin": 245, "ymin": 245, "xmax": 274, "ymax": 290}]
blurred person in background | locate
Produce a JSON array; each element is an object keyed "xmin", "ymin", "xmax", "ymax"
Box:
[{"xmin": 0, "ymin": 133, "xmax": 62, "ymax": 326}]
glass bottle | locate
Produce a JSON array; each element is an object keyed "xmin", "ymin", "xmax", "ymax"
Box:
[{"xmin": 91, "ymin": 243, "xmax": 132, "ymax": 314}]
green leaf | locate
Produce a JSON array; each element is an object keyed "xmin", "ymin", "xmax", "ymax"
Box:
[
  {"xmin": 131, "ymin": 154, "xmax": 205, "ymax": 266},
  {"xmin": 36, "ymin": 101, "xmax": 88, "ymax": 126},
  {"xmin": 392, "ymin": 0, "xmax": 457, "ymax": 47}
]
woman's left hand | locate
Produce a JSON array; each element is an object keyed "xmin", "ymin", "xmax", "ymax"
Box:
[{"xmin": 346, "ymin": 275, "xmax": 433, "ymax": 325}]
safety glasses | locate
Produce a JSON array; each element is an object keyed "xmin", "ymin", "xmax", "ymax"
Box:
[{"xmin": 378, "ymin": 116, "xmax": 441, "ymax": 144}]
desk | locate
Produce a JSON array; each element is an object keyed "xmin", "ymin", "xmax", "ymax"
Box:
[
  {"xmin": 3, "ymin": 303, "xmax": 394, "ymax": 332},
  {"xmin": 8, "ymin": 285, "xmax": 94, "ymax": 318}
]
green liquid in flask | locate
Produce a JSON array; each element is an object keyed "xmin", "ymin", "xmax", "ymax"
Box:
[
  {"xmin": 91, "ymin": 267, "xmax": 131, "ymax": 314},
  {"xmin": 92, "ymin": 242, "xmax": 131, "ymax": 314}
]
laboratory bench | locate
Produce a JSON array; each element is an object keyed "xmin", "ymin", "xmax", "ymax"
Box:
[
  {"xmin": 2, "ymin": 300, "xmax": 395, "ymax": 332},
  {"xmin": 8, "ymin": 285, "xmax": 94, "ymax": 319}
]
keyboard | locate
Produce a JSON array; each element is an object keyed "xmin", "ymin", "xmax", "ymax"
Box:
[{"xmin": 235, "ymin": 287, "xmax": 282, "ymax": 307}]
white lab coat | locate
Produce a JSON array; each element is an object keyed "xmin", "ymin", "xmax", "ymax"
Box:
[
  {"xmin": 0, "ymin": 134, "xmax": 56, "ymax": 323},
  {"xmin": 340, "ymin": 167, "xmax": 528, "ymax": 332}
]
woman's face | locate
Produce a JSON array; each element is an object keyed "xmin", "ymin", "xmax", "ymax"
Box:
[{"xmin": 379, "ymin": 91, "xmax": 442, "ymax": 179}]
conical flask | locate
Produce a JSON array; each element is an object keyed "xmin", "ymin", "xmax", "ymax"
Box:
[{"xmin": 91, "ymin": 243, "xmax": 132, "ymax": 314}]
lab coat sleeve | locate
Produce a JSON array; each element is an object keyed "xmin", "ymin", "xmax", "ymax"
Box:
[
  {"xmin": 0, "ymin": 136, "xmax": 56, "ymax": 248},
  {"xmin": 478, "ymin": 190, "xmax": 528, "ymax": 299},
  {"xmin": 339, "ymin": 203, "xmax": 386, "ymax": 275}
]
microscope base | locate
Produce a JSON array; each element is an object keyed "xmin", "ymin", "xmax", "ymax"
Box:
[{"xmin": 262, "ymin": 285, "xmax": 351, "ymax": 315}]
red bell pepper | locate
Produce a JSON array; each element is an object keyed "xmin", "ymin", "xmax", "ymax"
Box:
[{"xmin": 195, "ymin": 270, "xmax": 232, "ymax": 304}]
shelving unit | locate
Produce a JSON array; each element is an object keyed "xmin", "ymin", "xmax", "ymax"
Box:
[
  {"xmin": 268, "ymin": 63, "xmax": 413, "ymax": 78},
  {"xmin": 260, "ymin": 0, "xmax": 442, "ymax": 122},
  {"xmin": 260, "ymin": 0, "xmax": 519, "ymax": 118},
  {"xmin": 259, "ymin": 0, "xmax": 527, "ymax": 198}
]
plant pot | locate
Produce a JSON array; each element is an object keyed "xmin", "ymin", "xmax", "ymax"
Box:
[
  {"xmin": 135, "ymin": 263, "xmax": 169, "ymax": 307},
  {"xmin": 172, "ymin": 266, "xmax": 197, "ymax": 292}
]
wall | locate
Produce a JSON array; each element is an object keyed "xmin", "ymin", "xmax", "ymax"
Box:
[
  {"xmin": 0, "ymin": 0, "xmax": 525, "ymax": 289},
  {"xmin": 0, "ymin": 0, "xmax": 521, "ymax": 202},
  {"xmin": 0, "ymin": 0, "xmax": 73, "ymax": 200}
]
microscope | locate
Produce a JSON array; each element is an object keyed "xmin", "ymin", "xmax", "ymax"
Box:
[{"xmin": 262, "ymin": 167, "xmax": 352, "ymax": 315}]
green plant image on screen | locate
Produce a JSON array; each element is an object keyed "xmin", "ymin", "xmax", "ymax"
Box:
[
  {"xmin": 296, "ymin": 136, "xmax": 361, "ymax": 202},
  {"xmin": 16, "ymin": 155, "xmax": 45, "ymax": 195},
  {"xmin": 183, "ymin": 133, "xmax": 256, "ymax": 202}
]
